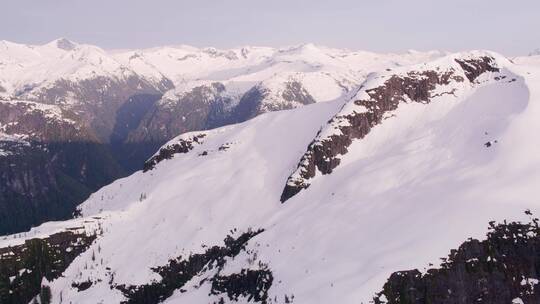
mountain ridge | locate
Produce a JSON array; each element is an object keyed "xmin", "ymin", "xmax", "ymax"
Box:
[
  {"xmin": 0, "ymin": 39, "xmax": 450, "ymax": 234},
  {"xmin": 1, "ymin": 46, "xmax": 539, "ymax": 303}
]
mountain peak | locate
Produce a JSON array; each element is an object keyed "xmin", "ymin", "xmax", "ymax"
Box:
[
  {"xmin": 49, "ymin": 38, "xmax": 78, "ymax": 51},
  {"xmin": 529, "ymin": 48, "xmax": 540, "ymax": 56},
  {"xmin": 282, "ymin": 43, "xmax": 321, "ymax": 53}
]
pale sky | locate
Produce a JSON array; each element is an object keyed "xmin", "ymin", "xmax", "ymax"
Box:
[{"xmin": 2, "ymin": 0, "xmax": 539, "ymax": 55}]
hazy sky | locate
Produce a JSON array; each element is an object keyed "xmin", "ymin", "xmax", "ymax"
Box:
[{"xmin": 2, "ymin": 0, "xmax": 539, "ymax": 55}]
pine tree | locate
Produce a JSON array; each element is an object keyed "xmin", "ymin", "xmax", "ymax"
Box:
[{"xmin": 40, "ymin": 285, "xmax": 52, "ymax": 304}]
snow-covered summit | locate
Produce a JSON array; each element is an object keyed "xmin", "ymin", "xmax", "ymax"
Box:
[
  {"xmin": 0, "ymin": 39, "xmax": 445, "ymax": 106},
  {"xmin": 45, "ymin": 37, "xmax": 78, "ymax": 51},
  {"xmin": 529, "ymin": 48, "xmax": 540, "ymax": 56},
  {"xmin": 0, "ymin": 39, "xmax": 137, "ymax": 99}
]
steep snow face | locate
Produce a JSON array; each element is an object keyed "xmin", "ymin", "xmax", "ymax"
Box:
[
  {"xmin": 280, "ymin": 51, "xmax": 511, "ymax": 201},
  {"xmin": 2, "ymin": 51, "xmax": 538, "ymax": 304}
]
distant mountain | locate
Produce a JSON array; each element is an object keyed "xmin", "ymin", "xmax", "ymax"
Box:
[
  {"xmin": 529, "ymin": 48, "xmax": 540, "ymax": 56},
  {"xmin": 0, "ymin": 40, "xmax": 442, "ymax": 234},
  {"xmin": 1, "ymin": 50, "xmax": 539, "ymax": 303}
]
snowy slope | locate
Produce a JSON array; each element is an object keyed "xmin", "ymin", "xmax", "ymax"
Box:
[
  {"xmin": 0, "ymin": 39, "xmax": 452, "ymax": 237},
  {"xmin": 2, "ymin": 50, "xmax": 539, "ymax": 303}
]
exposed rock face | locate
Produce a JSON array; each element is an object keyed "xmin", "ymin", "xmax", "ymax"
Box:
[
  {"xmin": 55, "ymin": 38, "xmax": 77, "ymax": 51},
  {"xmin": 0, "ymin": 141, "xmax": 123, "ymax": 234},
  {"xmin": 25, "ymin": 75, "xmax": 170, "ymax": 142},
  {"xmin": 115, "ymin": 228, "xmax": 267, "ymax": 304},
  {"xmin": 0, "ymin": 230, "xmax": 96, "ymax": 304},
  {"xmin": 109, "ymin": 93, "xmax": 164, "ymax": 172},
  {"xmin": 455, "ymin": 56, "xmax": 501, "ymax": 82},
  {"xmin": 211, "ymin": 269, "xmax": 274, "ymax": 303},
  {"xmin": 0, "ymin": 99, "xmax": 125, "ymax": 234},
  {"xmin": 142, "ymin": 133, "xmax": 206, "ymax": 172},
  {"xmin": 0, "ymin": 100, "xmax": 90, "ymax": 142},
  {"xmin": 374, "ymin": 215, "xmax": 540, "ymax": 304},
  {"xmin": 0, "ymin": 73, "xmax": 174, "ymax": 235},
  {"xmin": 129, "ymin": 83, "xmax": 234, "ymax": 144},
  {"xmin": 280, "ymin": 55, "xmax": 501, "ymax": 202}
]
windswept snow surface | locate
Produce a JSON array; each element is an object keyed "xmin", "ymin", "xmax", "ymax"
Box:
[{"xmin": 2, "ymin": 51, "xmax": 540, "ymax": 303}]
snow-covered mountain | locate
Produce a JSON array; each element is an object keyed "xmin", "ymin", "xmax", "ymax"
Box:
[
  {"xmin": 0, "ymin": 39, "xmax": 445, "ymax": 235},
  {"xmin": 528, "ymin": 48, "xmax": 540, "ymax": 56},
  {"xmin": 1, "ymin": 49, "xmax": 539, "ymax": 304}
]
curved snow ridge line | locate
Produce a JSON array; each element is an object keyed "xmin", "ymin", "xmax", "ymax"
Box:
[{"xmin": 280, "ymin": 52, "xmax": 506, "ymax": 202}]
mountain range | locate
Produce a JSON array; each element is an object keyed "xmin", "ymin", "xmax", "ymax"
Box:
[
  {"xmin": 1, "ymin": 40, "xmax": 540, "ymax": 303},
  {"xmin": 0, "ymin": 39, "xmax": 444, "ymax": 234}
]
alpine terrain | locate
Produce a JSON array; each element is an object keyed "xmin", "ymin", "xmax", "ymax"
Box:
[
  {"xmin": 1, "ymin": 44, "xmax": 540, "ymax": 304},
  {"xmin": 0, "ymin": 39, "xmax": 441, "ymax": 234}
]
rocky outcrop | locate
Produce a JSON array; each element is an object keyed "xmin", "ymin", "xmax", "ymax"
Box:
[
  {"xmin": 374, "ymin": 214, "xmax": 540, "ymax": 304},
  {"xmin": 54, "ymin": 38, "xmax": 77, "ymax": 51},
  {"xmin": 280, "ymin": 55, "xmax": 501, "ymax": 202},
  {"xmin": 211, "ymin": 268, "xmax": 273, "ymax": 303},
  {"xmin": 0, "ymin": 230, "xmax": 97, "ymax": 304},
  {"xmin": 455, "ymin": 56, "xmax": 500, "ymax": 82},
  {"xmin": 142, "ymin": 133, "xmax": 206, "ymax": 172},
  {"xmin": 115, "ymin": 228, "xmax": 266, "ymax": 304}
]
